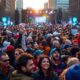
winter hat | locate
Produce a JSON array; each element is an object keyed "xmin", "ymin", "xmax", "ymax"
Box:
[
  {"xmin": 14, "ymin": 34, "xmax": 19, "ymax": 39},
  {"xmin": 66, "ymin": 64, "xmax": 80, "ymax": 80},
  {"xmin": 53, "ymin": 40, "xmax": 60, "ymax": 46},
  {"xmin": 26, "ymin": 48, "xmax": 33, "ymax": 53},
  {"xmin": 33, "ymin": 49, "xmax": 44, "ymax": 56},
  {"xmin": 27, "ymin": 36, "xmax": 32, "ymax": 41},
  {"xmin": 7, "ymin": 45, "xmax": 14, "ymax": 52},
  {"xmin": 49, "ymin": 48, "xmax": 59, "ymax": 57},
  {"xmin": 63, "ymin": 45, "xmax": 72, "ymax": 49},
  {"xmin": 65, "ymin": 39, "xmax": 72, "ymax": 45},
  {"xmin": 53, "ymin": 31, "xmax": 61, "ymax": 36},
  {"xmin": 54, "ymin": 37, "xmax": 60, "ymax": 40},
  {"xmin": 3, "ymin": 41, "xmax": 10, "ymax": 47}
]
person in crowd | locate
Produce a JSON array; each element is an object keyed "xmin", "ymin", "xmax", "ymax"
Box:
[
  {"xmin": 34, "ymin": 56, "xmax": 59, "ymax": 80},
  {"xmin": 59, "ymin": 57, "xmax": 79, "ymax": 80},
  {"xmin": 41, "ymin": 41, "xmax": 50, "ymax": 56},
  {"xmin": 70, "ymin": 43, "xmax": 79, "ymax": 56},
  {"xmin": 7, "ymin": 44, "xmax": 15, "ymax": 67},
  {"xmin": 15, "ymin": 28, "xmax": 27, "ymax": 51},
  {"xmin": 26, "ymin": 42, "xmax": 33, "ymax": 54},
  {"xmin": 62, "ymin": 45, "xmax": 72, "ymax": 56},
  {"xmin": 15, "ymin": 48, "xmax": 24, "ymax": 60},
  {"xmin": 50, "ymin": 48, "xmax": 65, "ymax": 75},
  {"xmin": 75, "ymin": 48, "xmax": 80, "ymax": 60},
  {"xmin": 0, "ymin": 52, "xmax": 14, "ymax": 80},
  {"xmin": 65, "ymin": 64, "xmax": 80, "ymax": 80},
  {"xmin": 12, "ymin": 53, "xmax": 35, "ymax": 80},
  {"xmin": 33, "ymin": 49, "xmax": 44, "ymax": 72}
]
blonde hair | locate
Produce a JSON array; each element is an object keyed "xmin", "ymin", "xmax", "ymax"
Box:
[
  {"xmin": 15, "ymin": 48, "xmax": 24, "ymax": 54},
  {"xmin": 67, "ymin": 57, "xmax": 79, "ymax": 67}
]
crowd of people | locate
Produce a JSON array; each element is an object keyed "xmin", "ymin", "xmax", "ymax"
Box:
[{"xmin": 0, "ymin": 23, "xmax": 80, "ymax": 80}]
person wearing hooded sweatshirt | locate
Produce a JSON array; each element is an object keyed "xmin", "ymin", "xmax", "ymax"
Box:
[{"xmin": 50, "ymin": 48, "xmax": 65, "ymax": 76}]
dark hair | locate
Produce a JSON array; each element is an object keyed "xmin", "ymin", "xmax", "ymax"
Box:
[
  {"xmin": 16, "ymin": 54, "xmax": 34, "ymax": 72},
  {"xmin": 38, "ymin": 56, "xmax": 53, "ymax": 78}
]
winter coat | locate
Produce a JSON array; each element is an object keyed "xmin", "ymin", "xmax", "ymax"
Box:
[
  {"xmin": 34, "ymin": 71, "xmax": 59, "ymax": 80},
  {"xmin": 0, "ymin": 66, "xmax": 13, "ymax": 80},
  {"xmin": 11, "ymin": 72, "xmax": 33, "ymax": 80}
]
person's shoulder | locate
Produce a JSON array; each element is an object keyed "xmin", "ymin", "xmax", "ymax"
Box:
[
  {"xmin": 34, "ymin": 71, "xmax": 40, "ymax": 77},
  {"xmin": 12, "ymin": 71, "xmax": 33, "ymax": 80},
  {"xmin": 52, "ymin": 72, "xmax": 59, "ymax": 80},
  {"xmin": 33, "ymin": 71, "xmax": 42, "ymax": 80}
]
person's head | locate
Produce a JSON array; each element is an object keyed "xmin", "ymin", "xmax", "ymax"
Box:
[
  {"xmin": 76, "ymin": 49, "xmax": 80, "ymax": 60},
  {"xmin": 15, "ymin": 48, "xmax": 24, "ymax": 60},
  {"xmin": 0, "ymin": 52, "xmax": 10, "ymax": 67},
  {"xmin": 50, "ymin": 48, "xmax": 60, "ymax": 61},
  {"xmin": 26, "ymin": 42, "xmax": 33, "ymax": 48},
  {"xmin": 67, "ymin": 57, "xmax": 79, "ymax": 67},
  {"xmin": 38, "ymin": 56, "xmax": 52, "ymax": 72},
  {"xmin": 65, "ymin": 64, "xmax": 80, "ymax": 80},
  {"xmin": 34, "ymin": 50, "xmax": 44, "ymax": 62},
  {"xmin": 52, "ymin": 40, "xmax": 60, "ymax": 48},
  {"xmin": 33, "ymin": 43, "xmax": 39, "ymax": 49},
  {"xmin": 17, "ymin": 54, "xmax": 35, "ymax": 74},
  {"xmin": 63, "ymin": 45, "xmax": 72, "ymax": 53},
  {"xmin": 72, "ymin": 43, "xmax": 79, "ymax": 48}
]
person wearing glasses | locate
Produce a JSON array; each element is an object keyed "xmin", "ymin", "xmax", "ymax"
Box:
[{"xmin": 0, "ymin": 52, "xmax": 14, "ymax": 80}]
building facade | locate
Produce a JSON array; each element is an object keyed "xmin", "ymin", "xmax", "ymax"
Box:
[
  {"xmin": 0, "ymin": 0, "xmax": 6, "ymax": 20},
  {"xmin": 69, "ymin": 0, "xmax": 80, "ymax": 21},
  {"xmin": 48, "ymin": 0, "xmax": 69, "ymax": 21},
  {"xmin": 56, "ymin": 0, "xmax": 69, "ymax": 10},
  {"xmin": 15, "ymin": 0, "xmax": 23, "ymax": 23},
  {"xmin": 16, "ymin": 0, "xmax": 23, "ymax": 9},
  {"xmin": 48, "ymin": 0, "xmax": 69, "ymax": 10},
  {"xmin": 0, "ymin": 0, "xmax": 15, "ymax": 22},
  {"xmin": 44, "ymin": 2, "xmax": 48, "ymax": 9},
  {"xmin": 48, "ymin": 0, "xmax": 56, "ymax": 10}
]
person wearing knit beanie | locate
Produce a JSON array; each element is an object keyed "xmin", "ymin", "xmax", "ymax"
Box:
[{"xmin": 7, "ymin": 45, "xmax": 14, "ymax": 52}]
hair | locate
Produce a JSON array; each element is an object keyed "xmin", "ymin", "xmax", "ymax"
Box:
[
  {"xmin": 15, "ymin": 48, "xmax": 24, "ymax": 60},
  {"xmin": 16, "ymin": 53, "xmax": 34, "ymax": 72},
  {"xmin": 38, "ymin": 56, "xmax": 53, "ymax": 78},
  {"xmin": 67, "ymin": 57, "xmax": 79, "ymax": 67},
  {"xmin": 15, "ymin": 48, "xmax": 24, "ymax": 54}
]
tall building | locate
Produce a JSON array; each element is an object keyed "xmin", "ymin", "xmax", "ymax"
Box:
[
  {"xmin": 0, "ymin": 0, "xmax": 15, "ymax": 21},
  {"xmin": 56, "ymin": 0, "xmax": 69, "ymax": 10},
  {"xmin": 44, "ymin": 2, "xmax": 48, "ymax": 9},
  {"xmin": 16, "ymin": 0, "xmax": 23, "ymax": 23},
  {"xmin": 0, "ymin": 0, "xmax": 6, "ymax": 20},
  {"xmin": 48, "ymin": 0, "xmax": 56, "ymax": 10},
  {"xmin": 48, "ymin": 0, "xmax": 69, "ymax": 10},
  {"xmin": 16, "ymin": 0, "xmax": 23, "ymax": 9},
  {"xmin": 69, "ymin": 0, "xmax": 80, "ymax": 21}
]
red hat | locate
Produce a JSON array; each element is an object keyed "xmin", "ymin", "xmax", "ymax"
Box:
[
  {"xmin": 7, "ymin": 45, "xmax": 14, "ymax": 52},
  {"xmin": 14, "ymin": 34, "xmax": 19, "ymax": 39}
]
